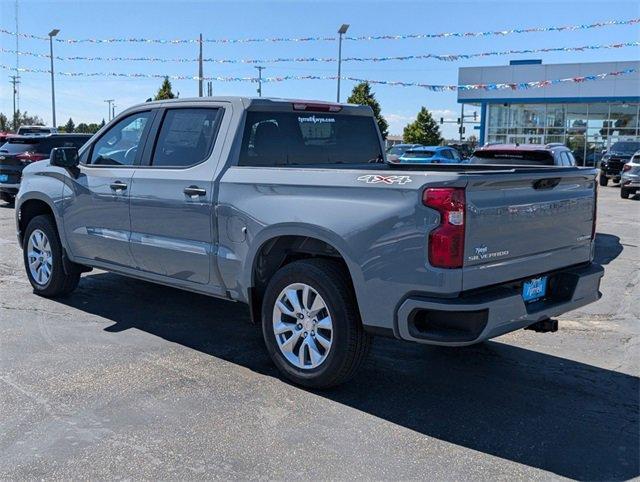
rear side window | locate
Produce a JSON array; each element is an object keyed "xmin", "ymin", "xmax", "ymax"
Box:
[
  {"xmin": 0, "ymin": 139, "xmax": 39, "ymax": 153},
  {"xmin": 470, "ymin": 149, "xmax": 554, "ymax": 166},
  {"xmin": 151, "ymin": 108, "xmax": 221, "ymax": 168},
  {"xmin": 239, "ymin": 111, "xmax": 382, "ymax": 167},
  {"xmin": 441, "ymin": 149, "xmax": 453, "ymax": 160}
]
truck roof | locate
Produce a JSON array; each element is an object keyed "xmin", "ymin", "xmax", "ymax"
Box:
[{"xmin": 130, "ymin": 96, "xmax": 373, "ymax": 115}]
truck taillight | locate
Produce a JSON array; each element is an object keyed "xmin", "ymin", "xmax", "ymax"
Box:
[
  {"xmin": 423, "ymin": 187, "xmax": 465, "ymax": 269},
  {"xmin": 16, "ymin": 152, "xmax": 48, "ymax": 163}
]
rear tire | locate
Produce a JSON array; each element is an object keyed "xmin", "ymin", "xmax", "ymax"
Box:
[
  {"xmin": 621, "ymin": 188, "xmax": 630, "ymax": 199},
  {"xmin": 261, "ymin": 258, "xmax": 372, "ymax": 389},
  {"xmin": 599, "ymin": 175, "xmax": 608, "ymax": 187},
  {"xmin": 22, "ymin": 215, "xmax": 80, "ymax": 297}
]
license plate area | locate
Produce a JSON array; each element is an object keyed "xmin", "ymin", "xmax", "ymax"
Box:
[{"xmin": 522, "ymin": 276, "xmax": 548, "ymax": 303}]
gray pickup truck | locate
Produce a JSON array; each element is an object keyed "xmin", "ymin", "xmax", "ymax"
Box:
[{"xmin": 15, "ymin": 97, "xmax": 603, "ymax": 388}]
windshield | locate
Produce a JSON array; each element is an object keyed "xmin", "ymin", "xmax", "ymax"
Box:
[
  {"xmin": 0, "ymin": 139, "xmax": 40, "ymax": 154},
  {"xmin": 610, "ymin": 142, "xmax": 640, "ymax": 154},
  {"xmin": 18, "ymin": 127, "xmax": 51, "ymax": 135},
  {"xmin": 469, "ymin": 149, "xmax": 554, "ymax": 166},
  {"xmin": 401, "ymin": 150, "xmax": 435, "ymax": 159}
]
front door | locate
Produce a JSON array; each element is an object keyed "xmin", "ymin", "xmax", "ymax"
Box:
[
  {"xmin": 62, "ymin": 110, "xmax": 155, "ymax": 267},
  {"xmin": 128, "ymin": 106, "xmax": 224, "ymax": 288}
]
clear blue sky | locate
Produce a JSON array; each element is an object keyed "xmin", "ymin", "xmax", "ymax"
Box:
[{"xmin": 1, "ymin": 0, "xmax": 638, "ymax": 138}]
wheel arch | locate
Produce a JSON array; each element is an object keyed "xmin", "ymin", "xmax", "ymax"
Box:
[
  {"xmin": 17, "ymin": 195, "xmax": 62, "ymax": 247},
  {"xmin": 243, "ymin": 225, "xmax": 364, "ymax": 324}
]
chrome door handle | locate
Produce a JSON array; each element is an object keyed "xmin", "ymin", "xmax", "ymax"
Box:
[
  {"xmin": 110, "ymin": 181, "xmax": 128, "ymax": 191},
  {"xmin": 184, "ymin": 186, "xmax": 206, "ymax": 197}
]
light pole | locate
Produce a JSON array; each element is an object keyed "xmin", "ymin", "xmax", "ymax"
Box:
[
  {"xmin": 255, "ymin": 66, "xmax": 265, "ymax": 97},
  {"xmin": 336, "ymin": 24, "xmax": 349, "ymax": 103},
  {"xmin": 104, "ymin": 99, "xmax": 114, "ymax": 121},
  {"xmin": 48, "ymin": 29, "xmax": 60, "ymax": 127}
]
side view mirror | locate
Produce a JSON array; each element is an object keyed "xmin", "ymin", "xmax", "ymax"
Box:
[{"xmin": 50, "ymin": 147, "xmax": 79, "ymax": 168}]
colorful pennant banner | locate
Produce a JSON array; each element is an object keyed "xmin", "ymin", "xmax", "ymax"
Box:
[
  {"xmin": 2, "ymin": 41, "xmax": 637, "ymax": 64},
  {"xmin": 0, "ymin": 18, "xmax": 637, "ymax": 44},
  {"xmin": 1, "ymin": 64, "xmax": 635, "ymax": 92}
]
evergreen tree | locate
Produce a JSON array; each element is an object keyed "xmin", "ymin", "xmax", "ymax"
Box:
[
  {"xmin": 403, "ymin": 107, "xmax": 443, "ymax": 145},
  {"xmin": 64, "ymin": 117, "xmax": 76, "ymax": 133},
  {"xmin": 99, "ymin": 118, "xmax": 106, "ymax": 128},
  {"xmin": 0, "ymin": 112, "xmax": 7, "ymax": 131},
  {"xmin": 347, "ymin": 82, "xmax": 389, "ymax": 139},
  {"xmin": 154, "ymin": 77, "xmax": 176, "ymax": 100}
]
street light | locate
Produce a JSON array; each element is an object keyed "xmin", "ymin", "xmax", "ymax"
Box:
[
  {"xmin": 48, "ymin": 29, "xmax": 60, "ymax": 127},
  {"xmin": 336, "ymin": 24, "xmax": 349, "ymax": 103}
]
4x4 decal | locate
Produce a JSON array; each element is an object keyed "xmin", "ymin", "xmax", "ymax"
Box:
[{"xmin": 356, "ymin": 174, "xmax": 413, "ymax": 185}]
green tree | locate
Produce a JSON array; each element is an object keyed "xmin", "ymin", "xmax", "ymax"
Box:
[
  {"xmin": 154, "ymin": 76, "xmax": 176, "ymax": 101},
  {"xmin": 403, "ymin": 107, "xmax": 443, "ymax": 145},
  {"xmin": 10, "ymin": 110, "xmax": 45, "ymax": 131},
  {"xmin": 0, "ymin": 112, "xmax": 7, "ymax": 131},
  {"xmin": 87, "ymin": 123, "xmax": 101, "ymax": 133},
  {"xmin": 75, "ymin": 122, "xmax": 90, "ymax": 133},
  {"xmin": 347, "ymin": 82, "xmax": 388, "ymax": 140},
  {"xmin": 99, "ymin": 118, "xmax": 106, "ymax": 128},
  {"xmin": 64, "ymin": 117, "xmax": 76, "ymax": 133}
]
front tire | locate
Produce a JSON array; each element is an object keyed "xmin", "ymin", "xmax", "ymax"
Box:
[
  {"xmin": 261, "ymin": 259, "xmax": 372, "ymax": 389},
  {"xmin": 22, "ymin": 215, "xmax": 80, "ymax": 297},
  {"xmin": 599, "ymin": 174, "xmax": 609, "ymax": 186},
  {"xmin": 621, "ymin": 188, "xmax": 630, "ymax": 199}
]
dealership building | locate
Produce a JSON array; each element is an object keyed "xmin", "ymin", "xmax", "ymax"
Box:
[{"xmin": 458, "ymin": 60, "xmax": 640, "ymax": 165}]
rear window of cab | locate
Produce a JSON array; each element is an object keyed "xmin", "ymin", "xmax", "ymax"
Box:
[
  {"xmin": 470, "ymin": 149, "xmax": 555, "ymax": 165},
  {"xmin": 238, "ymin": 111, "xmax": 382, "ymax": 167}
]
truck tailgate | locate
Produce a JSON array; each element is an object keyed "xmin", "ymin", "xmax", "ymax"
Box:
[{"xmin": 462, "ymin": 168, "xmax": 596, "ymax": 291}]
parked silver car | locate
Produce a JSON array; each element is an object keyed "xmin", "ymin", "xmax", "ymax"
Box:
[{"xmin": 620, "ymin": 150, "xmax": 640, "ymax": 199}]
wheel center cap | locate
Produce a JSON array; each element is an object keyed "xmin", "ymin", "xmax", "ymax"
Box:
[{"xmin": 302, "ymin": 318, "xmax": 314, "ymax": 331}]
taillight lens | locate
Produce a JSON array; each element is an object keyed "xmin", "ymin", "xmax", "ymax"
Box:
[
  {"xmin": 16, "ymin": 152, "xmax": 48, "ymax": 163},
  {"xmin": 423, "ymin": 187, "xmax": 466, "ymax": 269}
]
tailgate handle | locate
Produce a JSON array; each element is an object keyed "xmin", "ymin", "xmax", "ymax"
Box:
[{"xmin": 533, "ymin": 178, "xmax": 561, "ymax": 190}]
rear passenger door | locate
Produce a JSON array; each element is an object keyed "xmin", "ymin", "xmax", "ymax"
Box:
[{"xmin": 128, "ymin": 105, "xmax": 225, "ymax": 289}]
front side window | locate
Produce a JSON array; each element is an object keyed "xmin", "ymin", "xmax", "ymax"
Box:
[
  {"xmin": 239, "ymin": 111, "xmax": 382, "ymax": 167},
  {"xmin": 90, "ymin": 111, "xmax": 151, "ymax": 166},
  {"xmin": 441, "ymin": 149, "xmax": 453, "ymax": 160},
  {"xmin": 151, "ymin": 108, "xmax": 220, "ymax": 168}
]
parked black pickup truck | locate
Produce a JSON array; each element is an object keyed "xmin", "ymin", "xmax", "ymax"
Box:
[{"xmin": 599, "ymin": 141, "xmax": 640, "ymax": 186}]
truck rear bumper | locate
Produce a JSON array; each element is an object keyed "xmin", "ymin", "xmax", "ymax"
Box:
[{"xmin": 395, "ymin": 263, "xmax": 604, "ymax": 346}]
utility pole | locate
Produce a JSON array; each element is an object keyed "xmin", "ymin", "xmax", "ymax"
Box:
[
  {"xmin": 207, "ymin": 81, "xmax": 212, "ymax": 96},
  {"xmin": 112, "ymin": 103, "xmax": 116, "ymax": 120},
  {"xmin": 15, "ymin": 0, "xmax": 20, "ymax": 111},
  {"xmin": 198, "ymin": 33, "xmax": 203, "ymax": 97},
  {"xmin": 9, "ymin": 75, "xmax": 20, "ymax": 130},
  {"xmin": 104, "ymin": 99, "xmax": 114, "ymax": 121},
  {"xmin": 255, "ymin": 66, "xmax": 265, "ymax": 97},
  {"xmin": 459, "ymin": 104, "xmax": 465, "ymax": 142},
  {"xmin": 48, "ymin": 29, "xmax": 60, "ymax": 127},
  {"xmin": 336, "ymin": 24, "xmax": 349, "ymax": 102}
]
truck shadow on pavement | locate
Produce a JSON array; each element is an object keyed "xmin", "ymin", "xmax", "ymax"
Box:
[
  {"xmin": 594, "ymin": 233, "xmax": 624, "ymax": 265},
  {"xmin": 56, "ymin": 270, "xmax": 639, "ymax": 481}
]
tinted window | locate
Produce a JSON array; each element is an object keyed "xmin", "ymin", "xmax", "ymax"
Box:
[
  {"xmin": 151, "ymin": 108, "xmax": 220, "ymax": 168},
  {"xmin": 450, "ymin": 149, "xmax": 461, "ymax": 161},
  {"xmin": 441, "ymin": 149, "xmax": 453, "ymax": 159},
  {"xmin": 90, "ymin": 112, "xmax": 151, "ymax": 166},
  {"xmin": 239, "ymin": 111, "xmax": 382, "ymax": 167},
  {"xmin": 0, "ymin": 139, "xmax": 39, "ymax": 154},
  {"xmin": 35, "ymin": 136, "xmax": 90, "ymax": 154},
  {"xmin": 18, "ymin": 127, "xmax": 52, "ymax": 135},
  {"xmin": 470, "ymin": 149, "xmax": 554, "ymax": 166}
]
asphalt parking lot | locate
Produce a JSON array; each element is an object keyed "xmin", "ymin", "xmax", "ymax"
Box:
[{"xmin": 0, "ymin": 186, "xmax": 638, "ymax": 480}]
